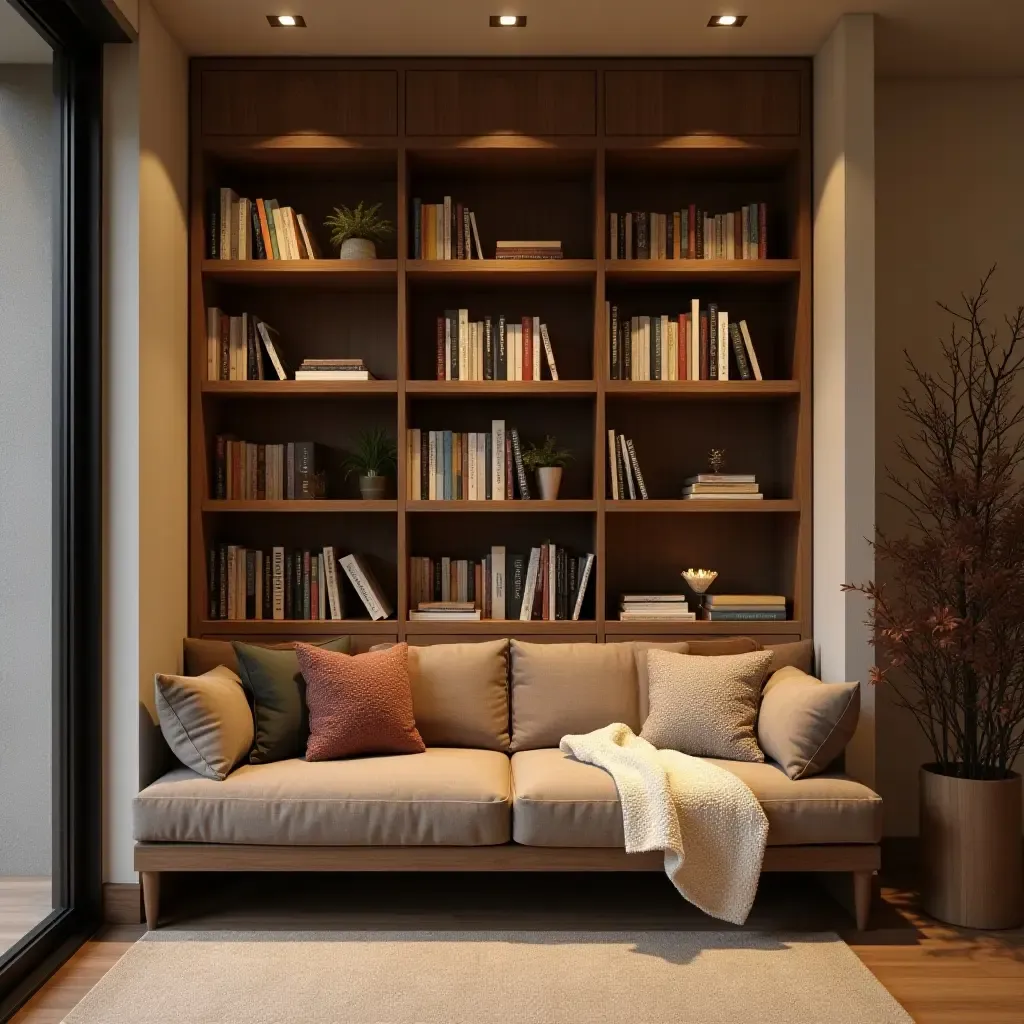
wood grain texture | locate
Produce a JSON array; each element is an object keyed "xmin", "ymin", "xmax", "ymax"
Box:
[
  {"xmin": 102, "ymin": 883, "xmax": 142, "ymax": 925},
  {"xmin": 405, "ymin": 70, "xmax": 596, "ymax": 136}
]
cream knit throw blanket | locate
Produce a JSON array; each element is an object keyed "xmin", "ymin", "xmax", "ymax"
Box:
[{"xmin": 560, "ymin": 723, "xmax": 769, "ymax": 925}]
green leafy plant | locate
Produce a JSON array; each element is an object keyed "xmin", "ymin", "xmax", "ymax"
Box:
[
  {"xmin": 324, "ymin": 201, "xmax": 394, "ymax": 248},
  {"xmin": 521, "ymin": 435, "xmax": 573, "ymax": 471},
  {"xmin": 342, "ymin": 428, "xmax": 397, "ymax": 480}
]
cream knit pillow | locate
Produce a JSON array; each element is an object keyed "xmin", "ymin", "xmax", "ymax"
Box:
[{"xmin": 640, "ymin": 648, "xmax": 774, "ymax": 761}]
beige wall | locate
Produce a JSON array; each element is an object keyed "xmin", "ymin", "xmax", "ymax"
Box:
[
  {"xmin": 875, "ymin": 78, "xmax": 1024, "ymax": 834},
  {"xmin": 102, "ymin": 0, "xmax": 187, "ymax": 883}
]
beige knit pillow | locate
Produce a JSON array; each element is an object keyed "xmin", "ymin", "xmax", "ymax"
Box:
[{"xmin": 640, "ymin": 648, "xmax": 774, "ymax": 761}]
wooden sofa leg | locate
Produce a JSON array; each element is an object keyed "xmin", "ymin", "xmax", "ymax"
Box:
[
  {"xmin": 141, "ymin": 871, "xmax": 161, "ymax": 930},
  {"xmin": 853, "ymin": 870, "xmax": 873, "ymax": 930}
]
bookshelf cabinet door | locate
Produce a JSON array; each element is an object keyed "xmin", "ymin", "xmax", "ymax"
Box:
[
  {"xmin": 201, "ymin": 70, "xmax": 399, "ymax": 136},
  {"xmin": 603, "ymin": 70, "xmax": 802, "ymax": 137},
  {"xmin": 405, "ymin": 71, "xmax": 597, "ymax": 136}
]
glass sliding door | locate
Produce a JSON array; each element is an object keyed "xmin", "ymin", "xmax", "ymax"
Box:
[{"xmin": 0, "ymin": 0, "xmax": 129, "ymax": 1015}]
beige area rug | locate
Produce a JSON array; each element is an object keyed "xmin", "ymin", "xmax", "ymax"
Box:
[{"xmin": 63, "ymin": 930, "xmax": 912, "ymax": 1024}]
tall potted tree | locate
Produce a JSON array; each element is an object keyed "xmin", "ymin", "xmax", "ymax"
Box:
[{"xmin": 846, "ymin": 270, "xmax": 1024, "ymax": 929}]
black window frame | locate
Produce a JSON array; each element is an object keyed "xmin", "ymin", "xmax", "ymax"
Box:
[{"xmin": 0, "ymin": 1, "xmax": 130, "ymax": 1016}]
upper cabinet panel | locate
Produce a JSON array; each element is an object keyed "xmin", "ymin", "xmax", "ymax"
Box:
[
  {"xmin": 604, "ymin": 70, "xmax": 802, "ymax": 137},
  {"xmin": 201, "ymin": 70, "xmax": 399, "ymax": 136},
  {"xmin": 405, "ymin": 70, "xmax": 597, "ymax": 136}
]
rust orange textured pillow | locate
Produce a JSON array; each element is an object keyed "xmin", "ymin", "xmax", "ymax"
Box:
[{"xmin": 294, "ymin": 642, "xmax": 425, "ymax": 760}]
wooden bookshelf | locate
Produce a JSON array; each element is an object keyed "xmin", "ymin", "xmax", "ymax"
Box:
[{"xmin": 189, "ymin": 58, "xmax": 811, "ymax": 643}]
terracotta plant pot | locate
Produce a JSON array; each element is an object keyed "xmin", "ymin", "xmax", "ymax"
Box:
[
  {"xmin": 536, "ymin": 466, "xmax": 562, "ymax": 500},
  {"xmin": 358, "ymin": 474, "xmax": 387, "ymax": 500},
  {"xmin": 919, "ymin": 765, "xmax": 1023, "ymax": 929},
  {"xmin": 339, "ymin": 238, "xmax": 376, "ymax": 260}
]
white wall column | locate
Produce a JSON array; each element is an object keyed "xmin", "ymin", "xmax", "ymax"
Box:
[{"xmin": 812, "ymin": 14, "xmax": 876, "ymax": 786}]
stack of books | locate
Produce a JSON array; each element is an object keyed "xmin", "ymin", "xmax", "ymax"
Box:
[
  {"xmin": 409, "ymin": 601, "xmax": 482, "ymax": 623},
  {"xmin": 607, "ymin": 430, "xmax": 649, "ymax": 500},
  {"xmin": 206, "ymin": 308, "xmax": 289, "ymax": 381},
  {"xmin": 494, "ymin": 240, "xmax": 563, "ymax": 260},
  {"xmin": 619, "ymin": 595, "xmax": 695, "ymax": 622},
  {"xmin": 206, "ymin": 189, "xmax": 321, "ymax": 261},
  {"xmin": 607, "ymin": 205, "xmax": 767, "ymax": 260},
  {"xmin": 294, "ymin": 358, "xmax": 374, "ymax": 381},
  {"xmin": 701, "ymin": 595, "xmax": 788, "ymax": 621},
  {"xmin": 607, "ymin": 302, "xmax": 763, "ymax": 382},
  {"xmin": 682, "ymin": 474, "xmax": 762, "ymax": 501},
  {"xmin": 412, "ymin": 197, "xmax": 484, "ymax": 260},
  {"xmin": 435, "ymin": 311, "xmax": 559, "ymax": 381}
]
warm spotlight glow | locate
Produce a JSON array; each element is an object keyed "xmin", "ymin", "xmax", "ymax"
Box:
[
  {"xmin": 490, "ymin": 14, "xmax": 527, "ymax": 27},
  {"xmin": 707, "ymin": 13, "xmax": 746, "ymax": 26},
  {"xmin": 267, "ymin": 14, "xmax": 306, "ymax": 26},
  {"xmin": 717, "ymin": 15, "xmax": 737, "ymax": 25},
  {"xmin": 499, "ymin": 15, "xmax": 517, "ymax": 25},
  {"xmin": 278, "ymin": 14, "xmax": 296, "ymax": 24}
]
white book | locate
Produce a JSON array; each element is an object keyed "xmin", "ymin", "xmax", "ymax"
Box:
[
  {"xmin": 428, "ymin": 431, "xmax": 438, "ymax": 500},
  {"xmin": 520, "ymin": 547, "xmax": 541, "ymax": 621},
  {"xmin": 532, "ymin": 316, "xmax": 541, "ymax": 382},
  {"xmin": 218, "ymin": 188, "xmax": 237, "ymax": 260},
  {"xmin": 410, "ymin": 429, "xmax": 421, "ymax": 499},
  {"xmin": 468, "ymin": 431, "xmax": 478, "ymax": 500},
  {"xmin": 718, "ymin": 311, "xmax": 729, "ymax": 381},
  {"xmin": 237, "ymin": 198, "xmax": 250, "ymax": 261},
  {"xmin": 620, "ymin": 434, "xmax": 636, "ymax": 499},
  {"xmin": 468, "ymin": 210, "xmax": 484, "ymax": 259},
  {"xmin": 572, "ymin": 554, "xmax": 595, "ymax": 621},
  {"xmin": 607, "ymin": 429, "xmax": 619, "ymax": 499},
  {"xmin": 690, "ymin": 298, "xmax": 700, "ymax": 380},
  {"xmin": 492, "ymin": 420, "xmax": 505, "ymax": 500},
  {"xmin": 458, "ymin": 308, "xmax": 469, "ymax": 382},
  {"xmin": 270, "ymin": 207, "xmax": 289, "ymax": 259},
  {"xmin": 339, "ymin": 553, "xmax": 390, "ymax": 620},
  {"xmin": 294, "ymin": 371, "xmax": 371, "ymax": 380},
  {"xmin": 666, "ymin": 320, "xmax": 676, "ymax": 381},
  {"xmin": 440, "ymin": 556, "xmax": 451, "ymax": 600},
  {"xmin": 540, "ymin": 323, "xmax": 559, "ymax": 381},
  {"xmin": 443, "ymin": 196, "xmax": 451, "ymax": 260},
  {"xmin": 322, "ymin": 547, "xmax": 340, "ymax": 619},
  {"xmin": 297, "ymin": 214, "xmax": 318, "ymax": 261},
  {"xmin": 491, "ymin": 545, "xmax": 506, "ymax": 620},
  {"xmin": 476, "ymin": 432, "xmax": 486, "ymax": 500},
  {"xmin": 410, "ymin": 610, "xmax": 482, "ymax": 621},
  {"xmin": 739, "ymin": 320, "xmax": 763, "ymax": 380},
  {"xmin": 255, "ymin": 321, "xmax": 288, "ymax": 381},
  {"xmin": 640, "ymin": 316, "xmax": 650, "ymax": 381}
]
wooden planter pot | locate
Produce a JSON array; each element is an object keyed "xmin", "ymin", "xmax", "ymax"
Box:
[{"xmin": 919, "ymin": 765, "xmax": 1023, "ymax": 929}]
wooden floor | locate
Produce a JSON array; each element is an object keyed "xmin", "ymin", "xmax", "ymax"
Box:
[
  {"xmin": 9, "ymin": 870, "xmax": 1024, "ymax": 1023},
  {"xmin": 0, "ymin": 878, "xmax": 52, "ymax": 962}
]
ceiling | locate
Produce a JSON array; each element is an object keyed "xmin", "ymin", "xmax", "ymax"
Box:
[
  {"xmin": 0, "ymin": 3, "xmax": 53, "ymax": 63},
  {"xmin": 147, "ymin": 0, "xmax": 1024, "ymax": 76}
]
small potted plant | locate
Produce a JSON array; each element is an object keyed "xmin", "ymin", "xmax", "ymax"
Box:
[
  {"xmin": 522, "ymin": 435, "xmax": 573, "ymax": 500},
  {"xmin": 324, "ymin": 201, "xmax": 394, "ymax": 260},
  {"xmin": 343, "ymin": 427, "xmax": 397, "ymax": 500}
]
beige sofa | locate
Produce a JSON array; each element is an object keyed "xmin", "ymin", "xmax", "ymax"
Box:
[{"xmin": 134, "ymin": 637, "xmax": 882, "ymax": 929}]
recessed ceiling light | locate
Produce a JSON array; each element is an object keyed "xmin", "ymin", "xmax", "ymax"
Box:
[
  {"xmin": 708, "ymin": 14, "xmax": 746, "ymax": 26},
  {"xmin": 490, "ymin": 15, "xmax": 527, "ymax": 27},
  {"xmin": 267, "ymin": 14, "xmax": 306, "ymax": 27}
]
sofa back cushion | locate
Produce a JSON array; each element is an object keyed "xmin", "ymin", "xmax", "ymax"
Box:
[
  {"xmin": 408, "ymin": 640, "xmax": 510, "ymax": 752},
  {"xmin": 762, "ymin": 639, "xmax": 814, "ymax": 675},
  {"xmin": 184, "ymin": 636, "xmax": 351, "ymax": 678}
]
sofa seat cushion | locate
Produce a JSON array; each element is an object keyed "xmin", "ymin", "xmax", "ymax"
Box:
[
  {"xmin": 510, "ymin": 749, "xmax": 882, "ymax": 848},
  {"xmin": 134, "ymin": 748, "xmax": 511, "ymax": 847}
]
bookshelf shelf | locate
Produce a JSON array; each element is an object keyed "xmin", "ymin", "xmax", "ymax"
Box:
[
  {"xmin": 201, "ymin": 500, "xmax": 398, "ymax": 513},
  {"xmin": 190, "ymin": 58, "xmax": 812, "ymax": 642},
  {"xmin": 604, "ymin": 259, "xmax": 800, "ymax": 283},
  {"xmin": 201, "ymin": 259, "xmax": 398, "ymax": 288},
  {"xmin": 201, "ymin": 380, "xmax": 399, "ymax": 396},
  {"xmin": 605, "ymin": 500, "xmax": 799, "ymax": 513},
  {"xmin": 407, "ymin": 500, "xmax": 597, "ymax": 513}
]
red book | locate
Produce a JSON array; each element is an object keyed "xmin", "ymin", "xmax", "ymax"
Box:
[
  {"xmin": 699, "ymin": 312, "xmax": 709, "ymax": 381},
  {"xmin": 505, "ymin": 435, "xmax": 514, "ymax": 499},
  {"xmin": 677, "ymin": 314, "xmax": 688, "ymax": 381},
  {"xmin": 687, "ymin": 204, "xmax": 696, "ymax": 259},
  {"xmin": 436, "ymin": 317, "xmax": 445, "ymax": 380},
  {"xmin": 522, "ymin": 317, "xmax": 533, "ymax": 382},
  {"xmin": 759, "ymin": 203, "xmax": 767, "ymax": 259}
]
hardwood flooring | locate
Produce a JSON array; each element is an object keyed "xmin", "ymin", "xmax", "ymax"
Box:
[
  {"xmin": 0, "ymin": 878, "xmax": 52, "ymax": 963},
  {"xmin": 9, "ymin": 871, "xmax": 1024, "ymax": 1023}
]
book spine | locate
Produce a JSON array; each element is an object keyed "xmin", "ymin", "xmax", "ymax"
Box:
[
  {"xmin": 759, "ymin": 203, "xmax": 767, "ymax": 259},
  {"xmin": 637, "ymin": 211, "xmax": 649, "ymax": 259},
  {"xmin": 555, "ymin": 547, "xmax": 565, "ymax": 620},
  {"xmin": 729, "ymin": 322, "xmax": 752, "ymax": 380},
  {"xmin": 625, "ymin": 439, "xmax": 649, "ymax": 499},
  {"xmin": 652, "ymin": 316, "xmax": 662, "ymax": 381},
  {"xmin": 208, "ymin": 547, "xmax": 219, "ymax": 618},
  {"xmin": 508, "ymin": 554, "xmax": 526, "ymax": 620},
  {"xmin": 699, "ymin": 312, "xmax": 709, "ymax": 380},
  {"xmin": 704, "ymin": 610, "xmax": 786, "ymax": 621},
  {"xmin": 245, "ymin": 551, "xmax": 256, "ymax": 619},
  {"xmin": 483, "ymin": 317, "xmax": 494, "ymax": 380},
  {"xmin": 509, "ymin": 429, "xmax": 530, "ymax": 499},
  {"xmin": 340, "ymin": 555, "xmax": 385, "ymax": 621},
  {"xmin": 522, "ymin": 317, "xmax": 533, "ymax": 382},
  {"xmin": 250, "ymin": 202, "xmax": 267, "ymax": 260},
  {"xmin": 572, "ymin": 554, "xmax": 594, "ymax": 620},
  {"xmin": 436, "ymin": 317, "xmax": 445, "ymax": 380},
  {"xmin": 206, "ymin": 187, "xmax": 219, "ymax": 259},
  {"xmin": 540, "ymin": 322, "xmax": 558, "ymax": 381},
  {"xmin": 607, "ymin": 430, "xmax": 619, "ymax": 500},
  {"xmin": 615, "ymin": 433, "xmax": 626, "ymax": 499},
  {"xmin": 463, "ymin": 207, "xmax": 472, "ymax": 261},
  {"xmin": 707, "ymin": 302, "xmax": 718, "ymax": 380},
  {"xmin": 665, "ymin": 214, "xmax": 674, "ymax": 261},
  {"xmin": 455, "ymin": 202, "xmax": 464, "ymax": 260},
  {"xmin": 491, "ymin": 546, "xmax": 506, "ymax": 620},
  {"xmin": 610, "ymin": 308, "xmax": 619, "ymax": 379}
]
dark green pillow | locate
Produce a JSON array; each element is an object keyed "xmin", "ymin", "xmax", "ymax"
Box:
[{"xmin": 232, "ymin": 637, "xmax": 350, "ymax": 763}]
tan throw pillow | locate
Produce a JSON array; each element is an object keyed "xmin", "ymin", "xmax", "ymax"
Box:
[
  {"xmin": 641, "ymin": 648, "xmax": 774, "ymax": 761},
  {"xmin": 154, "ymin": 666, "xmax": 253, "ymax": 781},
  {"xmin": 629, "ymin": 641, "xmax": 690, "ymax": 722},
  {"xmin": 758, "ymin": 666, "xmax": 860, "ymax": 779},
  {"xmin": 407, "ymin": 640, "xmax": 509, "ymax": 751},
  {"xmin": 295, "ymin": 642, "xmax": 425, "ymax": 760},
  {"xmin": 762, "ymin": 639, "xmax": 814, "ymax": 675},
  {"xmin": 510, "ymin": 641, "xmax": 640, "ymax": 752}
]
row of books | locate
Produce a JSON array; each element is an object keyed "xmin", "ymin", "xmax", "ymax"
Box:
[
  {"xmin": 683, "ymin": 473, "xmax": 763, "ymax": 501},
  {"xmin": 206, "ymin": 189, "xmax": 321, "ymax": 261},
  {"xmin": 607, "ymin": 205, "xmax": 768, "ymax": 261},
  {"xmin": 701, "ymin": 594, "xmax": 787, "ymax": 621},
  {"xmin": 435, "ymin": 312, "xmax": 560, "ymax": 382},
  {"xmin": 606, "ymin": 302, "xmax": 763, "ymax": 382},
  {"xmin": 213, "ymin": 439, "xmax": 322, "ymax": 502},
  {"xmin": 406, "ymin": 423, "xmax": 531, "ymax": 501},
  {"xmin": 409, "ymin": 546, "xmax": 594, "ymax": 622},
  {"xmin": 205, "ymin": 309, "xmax": 290, "ymax": 382},
  {"xmin": 412, "ymin": 198, "xmax": 484, "ymax": 260},
  {"xmin": 607, "ymin": 431, "xmax": 649, "ymax": 500},
  {"xmin": 620, "ymin": 594, "xmax": 694, "ymax": 622},
  {"xmin": 207, "ymin": 546, "xmax": 391, "ymax": 622},
  {"xmin": 294, "ymin": 358, "xmax": 376, "ymax": 381}
]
